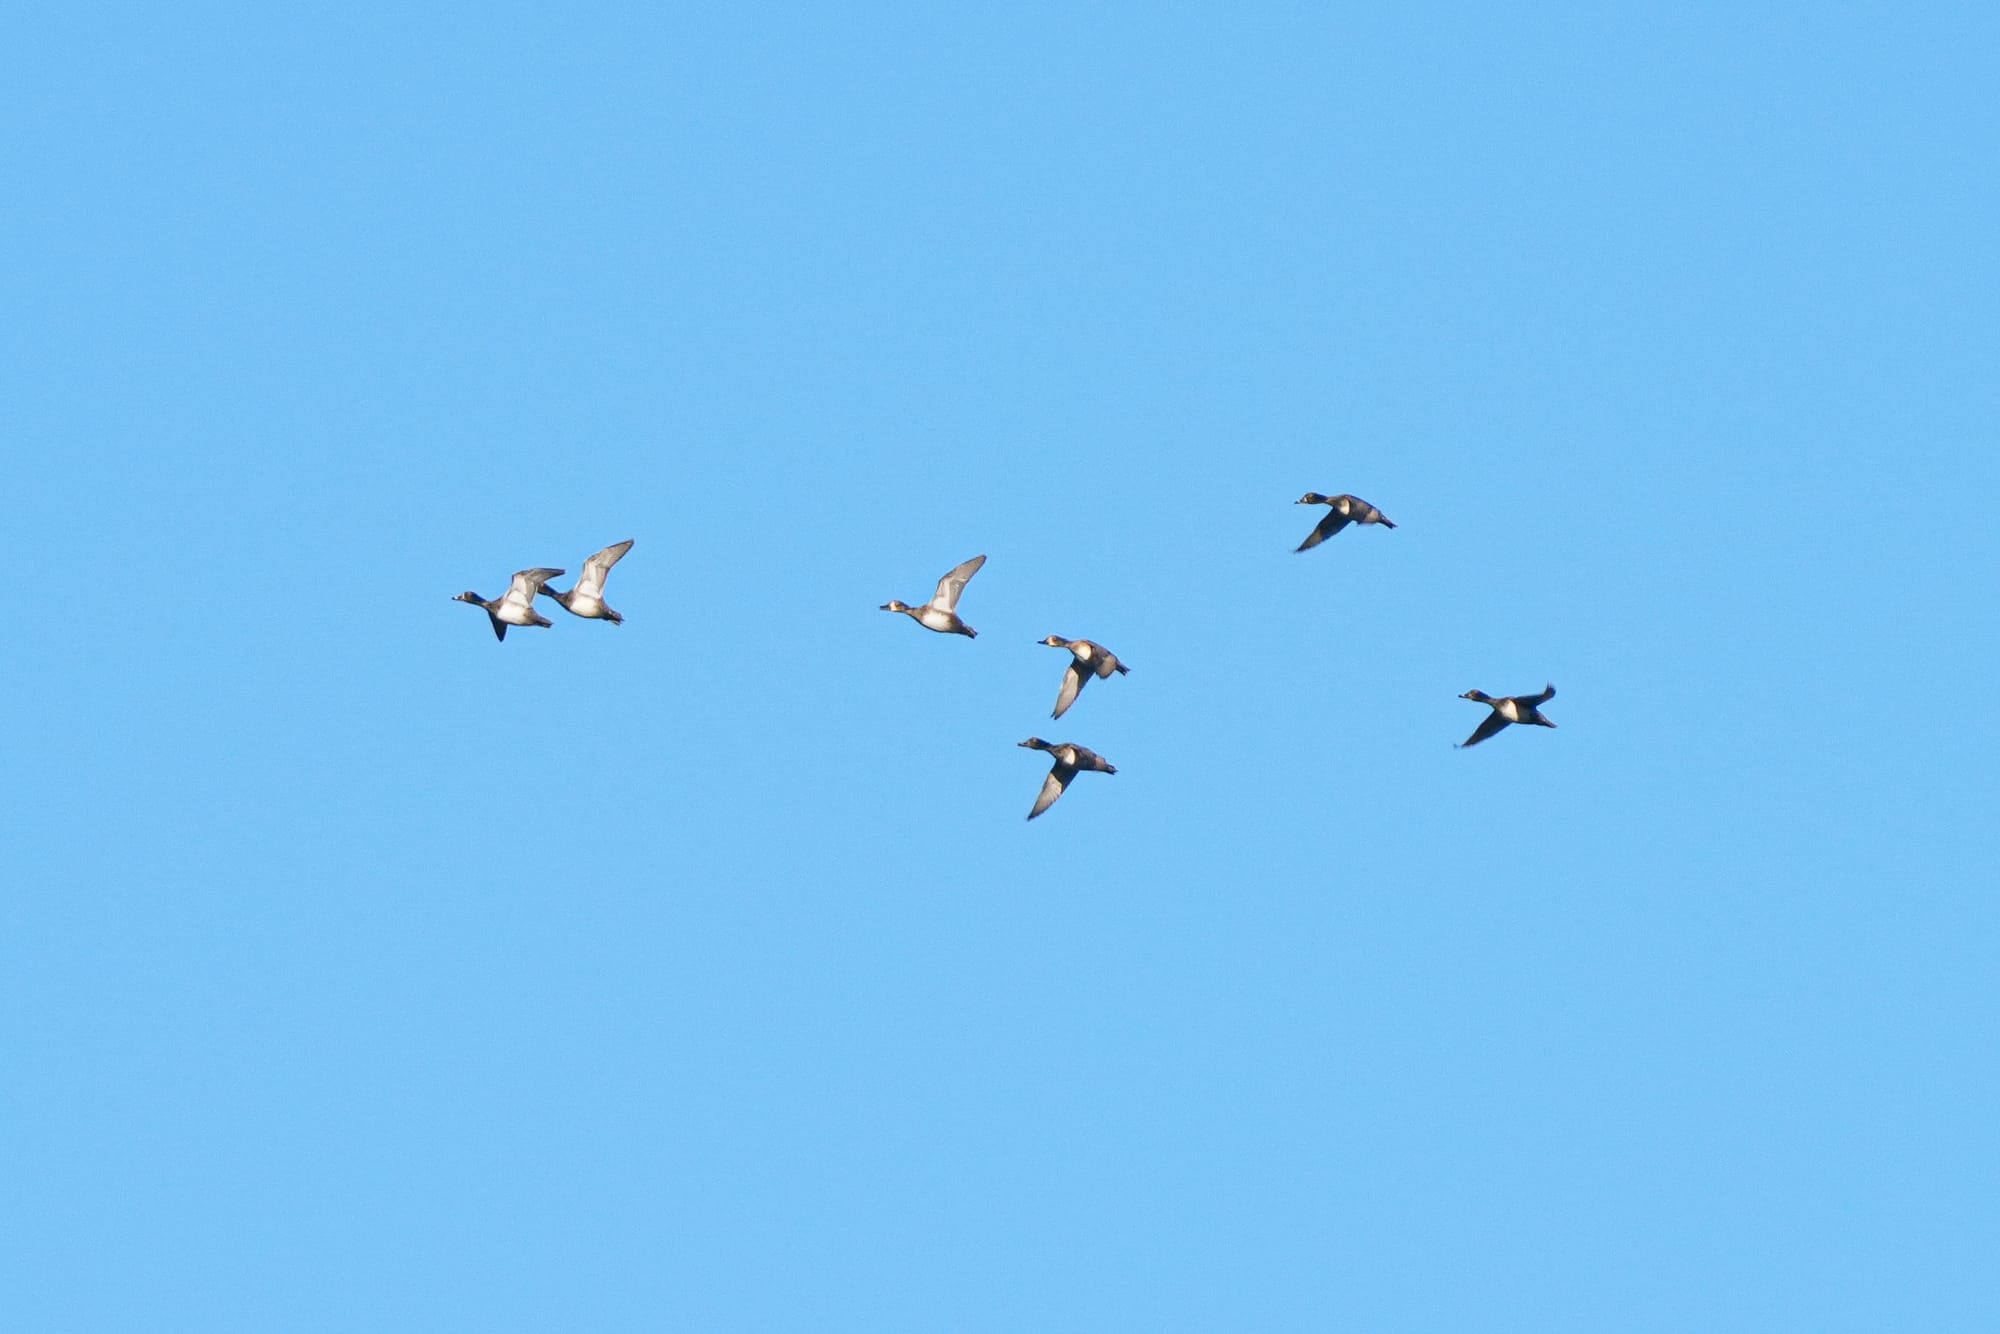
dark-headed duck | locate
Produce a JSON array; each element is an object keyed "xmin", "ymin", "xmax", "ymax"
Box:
[
  {"xmin": 880, "ymin": 554, "xmax": 986, "ymax": 638},
  {"xmin": 542, "ymin": 539, "xmax": 634, "ymax": 624},
  {"xmin": 1038, "ymin": 636, "xmax": 1130, "ymax": 719},
  {"xmin": 454, "ymin": 567, "xmax": 563, "ymax": 642},
  {"xmin": 1017, "ymin": 737, "xmax": 1117, "ymax": 820},
  {"xmin": 1457, "ymin": 684, "xmax": 1557, "ymax": 748},
  {"xmin": 1294, "ymin": 492, "xmax": 1396, "ymax": 552}
]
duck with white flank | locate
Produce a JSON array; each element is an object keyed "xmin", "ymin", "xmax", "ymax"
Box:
[
  {"xmin": 454, "ymin": 568, "xmax": 563, "ymax": 642},
  {"xmin": 880, "ymin": 554, "xmax": 986, "ymax": 638},
  {"xmin": 542, "ymin": 539, "xmax": 634, "ymax": 625},
  {"xmin": 1017, "ymin": 738, "xmax": 1117, "ymax": 820},
  {"xmin": 1039, "ymin": 636, "xmax": 1130, "ymax": 720},
  {"xmin": 1457, "ymin": 684, "xmax": 1557, "ymax": 748},
  {"xmin": 1294, "ymin": 492, "xmax": 1397, "ymax": 552}
]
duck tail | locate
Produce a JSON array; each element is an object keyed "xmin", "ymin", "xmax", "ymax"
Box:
[
  {"xmin": 1113, "ymin": 662, "xmax": 1131, "ymax": 675},
  {"xmin": 1378, "ymin": 517, "xmax": 1398, "ymax": 529}
]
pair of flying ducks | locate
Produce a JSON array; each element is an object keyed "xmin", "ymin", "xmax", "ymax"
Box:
[
  {"xmin": 1291, "ymin": 493, "xmax": 1562, "ymax": 748},
  {"xmin": 880, "ymin": 553, "xmax": 1128, "ymax": 821},
  {"xmin": 454, "ymin": 540, "xmax": 634, "ymax": 642}
]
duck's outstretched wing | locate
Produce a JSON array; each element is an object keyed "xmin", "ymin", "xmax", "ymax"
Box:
[
  {"xmin": 1528, "ymin": 683, "xmax": 1556, "ymax": 705},
  {"xmin": 1027, "ymin": 763, "xmax": 1075, "ymax": 820},
  {"xmin": 488, "ymin": 613, "xmax": 507, "ymax": 642},
  {"xmin": 1457, "ymin": 712, "xmax": 1510, "ymax": 749},
  {"xmin": 1052, "ymin": 662, "xmax": 1087, "ymax": 719},
  {"xmin": 576, "ymin": 540, "xmax": 633, "ymax": 599},
  {"xmin": 1295, "ymin": 510, "xmax": 1350, "ymax": 552},
  {"xmin": 505, "ymin": 567, "xmax": 563, "ymax": 612},
  {"xmin": 930, "ymin": 554, "xmax": 987, "ymax": 611}
]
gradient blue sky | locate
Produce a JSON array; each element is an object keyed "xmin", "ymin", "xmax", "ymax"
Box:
[{"xmin": 6, "ymin": 4, "xmax": 1996, "ymax": 1330}]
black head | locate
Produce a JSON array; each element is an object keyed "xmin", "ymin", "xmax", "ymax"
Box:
[{"xmin": 1297, "ymin": 492, "xmax": 1329, "ymax": 505}]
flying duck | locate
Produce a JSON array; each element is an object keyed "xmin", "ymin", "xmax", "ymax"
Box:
[
  {"xmin": 454, "ymin": 568, "xmax": 564, "ymax": 642},
  {"xmin": 542, "ymin": 539, "xmax": 634, "ymax": 624},
  {"xmin": 1457, "ymin": 684, "xmax": 1557, "ymax": 748},
  {"xmin": 1017, "ymin": 737, "xmax": 1117, "ymax": 820},
  {"xmin": 1038, "ymin": 636, "xmax": 1130, "ymax": 719},
  {"xmin": 1294, "ymin": 492, "xmax": 1397, "ymax": 552},
  {"xmin": 880, "ymin": 554, "xmax": 986, "ymax": 638}
]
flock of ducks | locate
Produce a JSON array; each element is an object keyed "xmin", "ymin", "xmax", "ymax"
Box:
[
  {"xmin": 456, "ymin": 497, "xmax": 1557, "ymax": 820},
  {"xmin": 875, "ymin": 551, "xmax": 1134, "ymax": 819}
]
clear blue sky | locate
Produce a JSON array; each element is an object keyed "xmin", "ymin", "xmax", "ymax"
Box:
[{"xmin": 6, "ymin": 4, "xmax": 1996, "ymax": 1330}]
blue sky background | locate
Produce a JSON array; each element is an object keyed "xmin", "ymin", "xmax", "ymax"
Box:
[{"xmin": 6, "ymin": 3, "xmax": 1996, "ymax": 1330}]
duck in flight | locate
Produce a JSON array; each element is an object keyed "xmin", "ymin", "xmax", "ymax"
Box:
[
  {"xmin": 455, "ymin": 568, "xmax": 563, "ymax": 642},
  {"xmin": 1457, "ymin": 684, "xmax": 1557, "ymax": 748},
  {"xmin": 880, "ymin": 554, "xmax": 986, "ymax": 638},
  {"xmin": 542, "ymin": 539, "xmax": 634, "ymax": 625},
  {"xmin": 1017, "ymin": 737, "xmax": 1117, "ymax": 820},
  {"xmin": 1038, "ymin": 636, "xmax": 1130, "ymax": 719},
  {"xmin": 1294, "ymin": 492, "xmax": 1397, "ymax": 552}
]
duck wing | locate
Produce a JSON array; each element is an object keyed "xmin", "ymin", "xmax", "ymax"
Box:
[
  {"xmin": 929, "ymin": 553, "xmax": 987, "ymax": 611},
  {"xmin": 488, "ymin": 612, "xmax": 507, "ymax": 642},
  {"xmin": 1528, "ymin": 683, "xmax": 1556, "ymax": 705},
  {"xmin": 505, "ymin": 567, "xmax": 564, "ymax": 613},
  {"xmin": 576, "ymin": 540, "xmax": 633, "ymax": 600},
  {"xmin": 1028, "ymin": 763, "xmax": 1076, "ymax": 820},
  {"xmin": 1457, "ymin": 711, "xmax": 1511, "ymax": 749},
  {"xmin": 1052, "ymin": 661, "xmax": 1087, "ymax": 719},
  {"xmin": 1295, "ymin": 510, "xmax": 1351, "ymax": 552}
]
